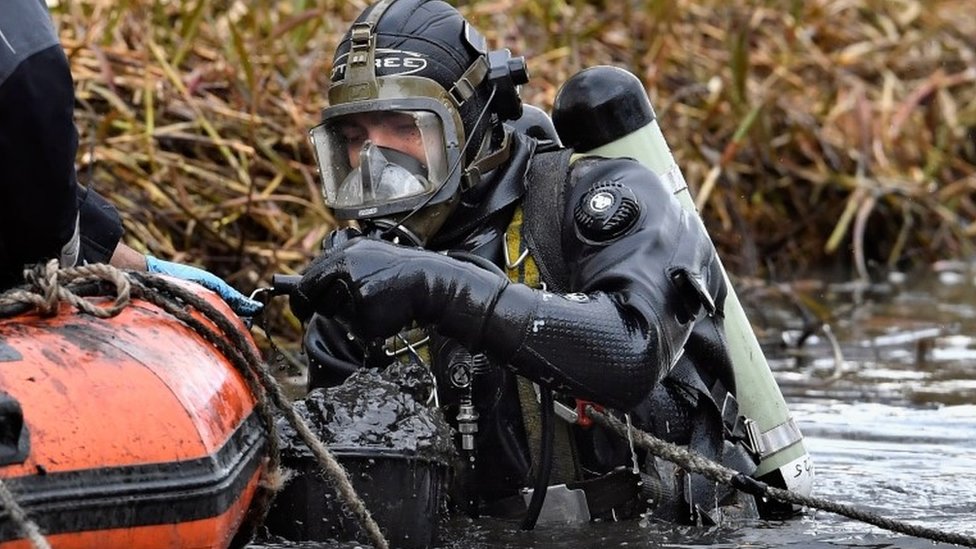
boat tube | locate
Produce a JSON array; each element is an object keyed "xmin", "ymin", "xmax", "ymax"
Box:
[{"xmin": 0, "ymin": 279, "xmax": 269, "ymax": 549}]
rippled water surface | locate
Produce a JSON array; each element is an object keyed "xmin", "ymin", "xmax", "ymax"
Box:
[{"xmin": 254, "ymin": 265, "xmax": 976, "ymax": 548}]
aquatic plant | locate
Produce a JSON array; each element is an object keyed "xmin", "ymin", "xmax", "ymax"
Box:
[{"xmin": 51, "ymin": 0, "xmax": 975, "ymax": 291}]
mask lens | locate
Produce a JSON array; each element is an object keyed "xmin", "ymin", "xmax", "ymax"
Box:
[{"xmin": 312, "ymin": 109, "xmax": 449, "ymax": 213}]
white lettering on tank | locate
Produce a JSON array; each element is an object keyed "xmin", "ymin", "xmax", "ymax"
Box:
[{"xmin": 532, "ymin": 320, "xmax": 546, "ymax": 333}]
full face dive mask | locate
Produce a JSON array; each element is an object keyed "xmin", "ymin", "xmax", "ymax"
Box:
[
  {"xmin": 312, "ymin": 108, "xmax": 453, "ymax": 219},
  {"xmin": 310, "ymin": 105, "xmax": 459, "ymax": 246}
]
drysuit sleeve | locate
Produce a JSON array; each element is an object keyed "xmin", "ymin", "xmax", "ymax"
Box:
[
  {"xmin": 480, "ymin": 157, "xmax": 727, "ymax": 409},
  {"xmin": 76, "ymin": 185, "xmax": 124, "ymax": 265}
]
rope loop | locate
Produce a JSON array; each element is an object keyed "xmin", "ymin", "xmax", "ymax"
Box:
[{"xmin": 0, "ymin": 259, "xmax": 131, "ymax": 319}]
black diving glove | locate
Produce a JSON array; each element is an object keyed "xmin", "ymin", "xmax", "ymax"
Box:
[{"xmin": 291, "ymin": 237, "xmax": 509, "ymax": 344}]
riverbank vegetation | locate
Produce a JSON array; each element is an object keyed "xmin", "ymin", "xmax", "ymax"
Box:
[{"xmin": 53, "ymin": 0, "xmax": 975, "ymax": 289}]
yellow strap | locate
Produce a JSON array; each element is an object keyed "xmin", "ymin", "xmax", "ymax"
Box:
[{"xmin": 505, "ymin": 206, "xmax": 542, "ymax": 288}]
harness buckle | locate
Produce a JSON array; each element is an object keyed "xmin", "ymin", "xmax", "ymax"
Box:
[{"xmin": 553, "ymin": 400, "xmax": 579, "ymax": 424}]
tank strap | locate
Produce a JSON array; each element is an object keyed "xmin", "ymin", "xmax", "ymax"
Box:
[
  {"xmin": 521, "ymin": 148, "xmax": 575, "ymax": 293},
  {"xmin": 502, "ymin": 165, "xmax": 581, "ymax": 485},
  {"xmin": 743, "ymin": 416, "xmax": 805, "ymax": 460},
  {"xmin": 503, "ymin": 214, "xmax": 581, "ymax": 484},
  {"xmin": 666, "ymin": 358, "xmax": 752, "ymax": 448}
]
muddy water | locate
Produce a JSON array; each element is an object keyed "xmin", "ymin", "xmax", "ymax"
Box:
[{"xmin": 253, "ymin": 263, "xmax": 976, "ymax": 548}]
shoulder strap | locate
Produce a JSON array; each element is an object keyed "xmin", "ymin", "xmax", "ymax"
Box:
[{"xmin": 522, "ymin": 148, "xmax": 575, "ymax": 293}]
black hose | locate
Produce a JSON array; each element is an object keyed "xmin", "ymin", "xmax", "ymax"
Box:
[{"xmin": 520, "ymin": 387, "xmax": 555, "ymax": 530}]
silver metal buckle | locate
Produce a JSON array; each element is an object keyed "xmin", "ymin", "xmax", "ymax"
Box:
[{"xmin": 744, "ymin": 417, "xmax": 804, "ymax": 459}]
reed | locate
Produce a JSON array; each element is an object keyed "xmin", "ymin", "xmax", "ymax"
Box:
[{"xmin": 51, "ymin": 0, "xmax": 975, "ymax": 290}]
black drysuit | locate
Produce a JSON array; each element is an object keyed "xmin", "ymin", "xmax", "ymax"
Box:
[
  {"xmin": 0, "ymin": 0, "xmax": 121, "ymax": 289},
  {"xmin": 299, "ymin": 131, "xmax": 755, "ymax": 520}
]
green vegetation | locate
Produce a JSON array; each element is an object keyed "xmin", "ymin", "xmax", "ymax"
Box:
[{"xmin": 53, "ymin": 0, "xmax": 975, "ymax": 289}]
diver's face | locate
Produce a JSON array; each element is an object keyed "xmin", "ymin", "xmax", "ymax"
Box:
[{"xmin": 337, "ymin": 111, "xmax": 426, "ymax": 168}]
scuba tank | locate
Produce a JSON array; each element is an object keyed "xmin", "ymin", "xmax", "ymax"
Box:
[{"xmin": 551, "ymin": 65, "xmax": 814, "ymax": 512}]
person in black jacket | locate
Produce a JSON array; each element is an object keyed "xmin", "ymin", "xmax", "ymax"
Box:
[
  {"xmin": 0, "ymin": 0, "xmax": 260, "ymax": 315},
  {"xmin": 0, "ymin": 0, "xmax": 85, "ymax": 287},
  {"xmin": 292, "ymin": 0, "xmax": 757, "ymax": 523}
]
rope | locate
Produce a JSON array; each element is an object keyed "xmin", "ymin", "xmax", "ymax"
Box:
[
  {"xmin": 0, "ymin": 259, "xmax": 131, "ymax": 317},
  {"xmin": 0, "ymin": 479, "xmax": 50, "ymax": 549},
  {"xmin": 0, "ymin": 261, "xmax": 389, "ymax": 549},
  {"xmin": 586, "ymin": 405, "xmax": 976, "ymax": 549},
  {"xmin": 9, "ymin": 261, "xmax": 972, "ymax": 549}
]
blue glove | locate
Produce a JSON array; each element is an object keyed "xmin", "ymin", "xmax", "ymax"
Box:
[{"xmin": 145, "ymin": 256, "xmax": 263, "ymax": 317}]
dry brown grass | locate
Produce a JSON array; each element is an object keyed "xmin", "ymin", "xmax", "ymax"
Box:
[{"xmin": 52, "ymin": 0, "xmax": 976, "ymax": 290}]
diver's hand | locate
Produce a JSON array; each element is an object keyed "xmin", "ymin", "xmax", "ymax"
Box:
[
  {"xmin": 145, "ymin": 256, "xmax": 263, "ymax": 317},
  {"xmin": 293, "ymin": 238, "xmax": 508, "ymax": 342}
]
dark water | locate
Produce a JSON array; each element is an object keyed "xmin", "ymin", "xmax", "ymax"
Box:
[{"xmin": 253, "ymin": 263, "xmax": 976, "ymax": 549}]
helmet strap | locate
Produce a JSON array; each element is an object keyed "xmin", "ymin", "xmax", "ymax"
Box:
[
  {"xmin": 343, "ymin": 0, "xmax": 396, "ymax": 95},
  {"xmin": 461, "ymin": 128, "xmax": 512, "ymax": 192},
  {"xmin": 449, "ymin": 57, "xmax": 490, "ymax": 107}
]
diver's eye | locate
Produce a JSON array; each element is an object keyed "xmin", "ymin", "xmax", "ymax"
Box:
[
  {"xmin": 393, "ymin": 123, "xmax": 419, "ymax": 137},
  {"xmin": 337, "ymin": 121, "xmax": 367, "ymax": 146}
]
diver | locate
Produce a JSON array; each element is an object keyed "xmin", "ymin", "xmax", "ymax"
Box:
[
  {"xmin": 0, "ymin": 0, "xmax": 261, "ymax": 315},
  {"xmin": 290, "ymin": 0, "xmax": 759, "ymax": 524}
]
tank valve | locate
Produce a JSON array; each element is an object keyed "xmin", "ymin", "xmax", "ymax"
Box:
[{"xmin": 457, "ymin": 402, "xmax": 479, "ymax": 451}]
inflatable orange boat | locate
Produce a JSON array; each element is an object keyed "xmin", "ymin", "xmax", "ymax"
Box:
[{"xmin": 0, "ymin": 281, "xmax": 268, "ymax": 549}]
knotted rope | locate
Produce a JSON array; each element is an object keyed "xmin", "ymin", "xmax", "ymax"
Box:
[
  {"xmin": 587, "ymin": 405, "xmax": 976, "ymax": 549},
  {"xmin": 0, "ymin": 261, "xmax": 388, "ymax": 549},
  {"xmin": 0, "ymin": 259, "xmax": 130, "ymax": 318}
]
